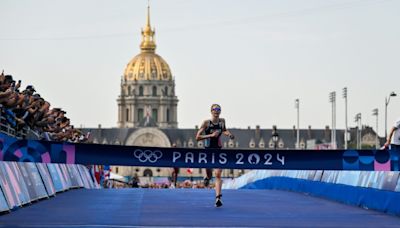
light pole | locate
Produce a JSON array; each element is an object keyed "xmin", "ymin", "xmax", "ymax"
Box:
[
  {"xmin": 342, "ymin": 87, "xmax": 348, "ymax": 149},
  {"xmin": 354, "ymin": 113, "xmax": 361, "ymax": 149},
  {"xmin": 372, "ymin": 108, "xmax": 379, "ymax": 149},
  {"xmin": 329, "ymin": 92, "xmax": 336, "ymax": 149},
  {"xmin": 295, "ymin": 99, "xmax": 300, "ymax": 149},
  {"xmin": 272, "ymin": 125, "xmax": 279, "ymax": 150},
  {"xmin": 385, "ymin": 92, "xmax": 397, "ymax": 140}
]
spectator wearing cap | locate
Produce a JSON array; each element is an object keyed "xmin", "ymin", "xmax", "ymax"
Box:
[
  {"xmin": 0, "ymin": 71, "xmax": 89, "ymax": 142},
  {"xmin": 19, "ymin": 85, "xmax": 36, "ymax": 108},
  {"xmin": 24, "ymin": 85, "xmax": 36, "ymax": 94}
]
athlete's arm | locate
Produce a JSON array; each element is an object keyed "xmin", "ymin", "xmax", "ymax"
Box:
[
  {"xmin": 221, "ymin": 118, "xmax": 234, "ymax": 139},
  {"xmin": 196, "ymin": 120, "xmax": 218, "ymax": 141},
  {"xmin": 223, "ymin": 130, "xmax": 234, "ymax": 139},
  {"xmin": 195, "ymin": 123, "xmax": 206, "ymax": 141}
]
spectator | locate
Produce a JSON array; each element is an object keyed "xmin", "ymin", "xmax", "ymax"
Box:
[{"xmin": 0, "ymin": 70, "xmax": 89, "ymax": 142}]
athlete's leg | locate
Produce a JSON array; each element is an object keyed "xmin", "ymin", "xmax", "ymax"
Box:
[
  {"xmin": 172, "ymin": 167, "xmax": 179, "ymax": 187},
  {"xmin": 206, "ymin": 168, "xmax": 213, "ymax": 179},
  {"xmin": 215, "ymin": 168, "xmax": 222, "ymax": 196},
  {"xmin": 214, "ymin": 168, "xmax": 223, "ymax": 207},
  {"xmin": 204, "ymin": 168, "xmax": 213, "ymax": 187}
]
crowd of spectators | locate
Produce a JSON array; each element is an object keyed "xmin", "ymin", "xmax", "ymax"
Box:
[
  {"xmin": 136, "ymin": 179, "xmax": 209, "ymax": 189},
  {"xmin": 104, "ymin": 177, "xmax": 210, "ymax": 189},
  {"xmin": 0, "ymin": 71, "xmax": 89, "ymax": 142}
]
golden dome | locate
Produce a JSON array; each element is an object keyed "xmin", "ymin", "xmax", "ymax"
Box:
[
  {"xmin": 124, "ymin": 52, "xmax": 172, "ymax": 81},
  {"xmin": 124, "ymin": 6, "xmax": 172, "ymax": 81}
]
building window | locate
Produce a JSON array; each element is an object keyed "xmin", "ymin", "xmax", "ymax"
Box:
[
  {"xmin": 126, "ymin": 108, "xmax": 129, "ymax": 122},
  {"xmin": 278, "ymin": 139, "xmax": 285, "ymax": 149},
  {"xmin": 152, "ymin": 86, "xmax": 157, "ymax": 96},
  {"xmin": 188, "ymin": 138, "xmax": 194, "ymax": 148},
  {"xmin": 128, "ymin": 86, "xmax": 131, "ymax": 96},
  {"xmin": 138, "ymin": 108, "xmax": 144, "ymax": 121},
  {"xmin": 228, "ymin": 139, "xmax": 234, "ymax": 148},
  {"xmin": 269, "ymin": 139, "xmax": 275, "ymax": 149},
  {"xmin": 116, "ymin": 167, "xmax": 119, "ymax": 174},
  {"xmin": 249, "ymin": 139, "xmax": 255, "ymax": 148},
  {"xmin": 164, "ymin": 86, "xmax": 168, "ymax": 96},
  {"xmin": 139, "ymin": 86, "xmax": 144, "ymax": 96},
  {"xmin": 152, "ymin": 109, "xmax": 158, "ymax": 122},
  {"xmin": 166, "ymin": 108, "xmax": 170, "ymax": 122},
  {"xmin": 143, "ymin": 169, "xmax": 153, "ymax": 177}
]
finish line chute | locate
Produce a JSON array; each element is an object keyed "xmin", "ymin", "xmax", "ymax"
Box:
[{"xmin": 0, "ymin": 133, "xmax": 398, "ymax": 171}]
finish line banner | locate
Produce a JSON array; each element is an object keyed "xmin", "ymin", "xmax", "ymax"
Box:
[{"xmin": 0, "ymin": 133, "xmax": 399, "ymax": 171}]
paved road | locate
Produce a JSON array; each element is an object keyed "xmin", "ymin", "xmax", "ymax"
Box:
[{"xmin": 0, "ymin": 188, "xmax": 399, "ymax": 227}]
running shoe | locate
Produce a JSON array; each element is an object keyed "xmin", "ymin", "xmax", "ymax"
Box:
[
  {"xmin": 203, "ymin": 177, "xmax": 210, "ymax": 187},
  {"xmin": 215, "ymin": 195, "xmax": 223, "ymax": 207}
]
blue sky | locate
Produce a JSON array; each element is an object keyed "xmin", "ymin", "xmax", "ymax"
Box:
[{"xmin": 1, "ymin": 0, "xmax": 399, "ymax": 136}]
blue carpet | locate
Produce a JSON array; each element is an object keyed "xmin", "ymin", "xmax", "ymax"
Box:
[
  {"xmin": 0, "ymin": 188, "xmax": 399, "ymax": 227},
  {"xmin": 241, "ymin": 177, "xmax": 400, "ymax": 216}
]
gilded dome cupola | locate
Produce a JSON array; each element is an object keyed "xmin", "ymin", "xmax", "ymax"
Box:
[
  {"xmin": 118, "ymin": 4, "xmax": 178, "ymax": 129},
  {"xmin": 123, "ymin": 6, "xmax": 172, "ymax": 81}
]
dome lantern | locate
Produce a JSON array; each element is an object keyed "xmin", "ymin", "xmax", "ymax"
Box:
[
  {"xmin": 123, "ymin": 5, "xmax": 172, "ymax": 81},
  {"xmin": 140, "ymin": 5, "xmax": 156, "ymax": 53}
]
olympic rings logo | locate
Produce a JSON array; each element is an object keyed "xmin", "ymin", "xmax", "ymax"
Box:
[{"xmin": 133, "ymin": 149, "xmax": 163, "ymax": 163}]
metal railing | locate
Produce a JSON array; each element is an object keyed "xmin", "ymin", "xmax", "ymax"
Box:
[{"xmin": 0, "ymin": 110, "xmax": 30, "ymax": 139}]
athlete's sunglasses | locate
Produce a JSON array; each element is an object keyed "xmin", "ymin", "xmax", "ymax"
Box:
[{"xmin": 212, "ymin": 107, "xmax": 221, "ymax": 112}]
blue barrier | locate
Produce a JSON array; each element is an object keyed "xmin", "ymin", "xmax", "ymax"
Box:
[
  {"xmin": 18, "ymin": 163, "xmax": 48, "ymax": 201},
  {"xmin": 241, "ymin": 176, "xmax": 400, "ymax": 216},
  {"xmin": 0, "ymin": 122, "xmax": 101, "ymax": 211},
  {"xmin": 77, "ymin": 165, "xmax": 97, "ymax": 189},
  {"xmin": 0, "ymin": 162, "xmax": 31, "ymax": 209},
  {"xmin": 0, "ymin": 188, "xmax": 8, "ymax": 212},
  {"xmin": 0, "ymin": 161, "xmax": 98, "ymax": 212},
  {"xmin": 66, "ymin": 164, "xmax": 84, "ymax": 188},
  {"xmin": 59, "ymin": 164, "xmax": 73, "ymax": 189},
  {"xmin": 47, "ymin": 164, "xmax": 68, "ymax": 192},
  {"xmin": 36, "ymin": 163, "xmax": 56, "ymax": 196}
]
